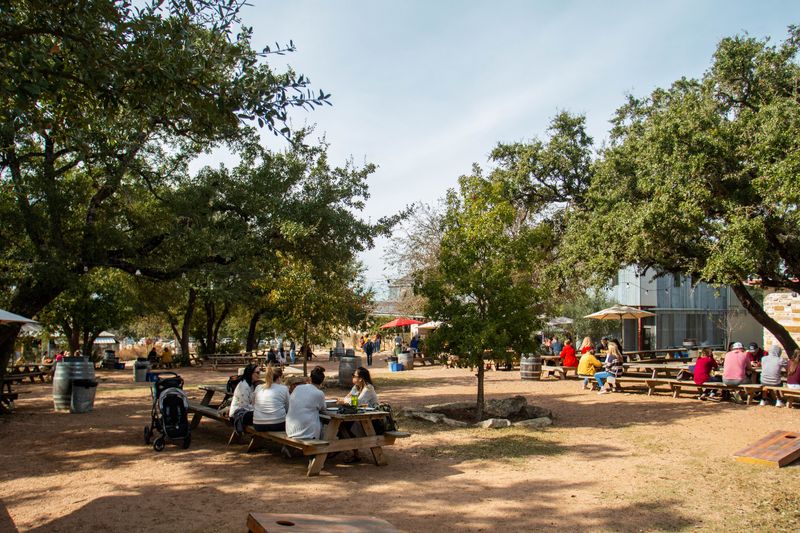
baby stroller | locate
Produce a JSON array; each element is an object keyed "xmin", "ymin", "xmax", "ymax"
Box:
[{"xmin": 144, "ymin": 372, "xmax": 191, "ymax": 451}]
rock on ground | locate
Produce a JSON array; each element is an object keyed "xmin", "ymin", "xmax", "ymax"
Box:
[
  {"xmin": 513, "ymin": 417, "xmax": 552, "ymax": 428},
  {"xmin": 485, "ymin": 395, "xmax": 528, "ymax": 419},
  {"xmin": 475, "ymin": 418, "xmax": 511, "ymax": 429}
]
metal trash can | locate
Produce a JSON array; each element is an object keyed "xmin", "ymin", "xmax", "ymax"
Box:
[
  {"xmin": 133, "ymin": 359, "xmax": 151, "ymax": 382},
  {"xmin": 70, "ymin": 379, "xmax": 98, "ymax": 413}
]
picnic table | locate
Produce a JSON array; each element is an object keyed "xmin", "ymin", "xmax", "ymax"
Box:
[
  {"xmin": 188, "ymin": 384, "xmax": 231, "ymax": 428},
  {"xmin": 622, "ymin": 362, "xmax": 691, "ymax": 379},
  {"xmin": 187, "ymin": 384, "xmax": 410, "ymax": 476},
  {"xmin": 2, "ymin": 364, "xmax": 51, "ymax": 395},
  {"xmin": 205, "ymin": 354, "xmax": 267, "ymax": 371},
  {"xmin": 248, "ymin": 407, "xmax": 407, "ymax": 476}
]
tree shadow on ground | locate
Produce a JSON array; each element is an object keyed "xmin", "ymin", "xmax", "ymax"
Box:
[{"xmin": 13, "ymin": 476, "xmax": 697, "ymax": 533}]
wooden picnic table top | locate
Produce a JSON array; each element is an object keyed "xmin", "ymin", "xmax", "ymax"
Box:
[
  {"xmin": 199, "ymin": 384, "xmax": 230, "ymax": 394},
  {"xmin": 320, "ymin": 408, "xmax": 389, "ymax": 421},
  {"xmin": 623, "ymin": 362, "xmax": 692, "ymax": 368}
]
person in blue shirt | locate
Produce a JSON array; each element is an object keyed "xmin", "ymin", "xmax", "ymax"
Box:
[{"xmin": 551, "ymin": 336, "xmax": 563, "ymax": 357}]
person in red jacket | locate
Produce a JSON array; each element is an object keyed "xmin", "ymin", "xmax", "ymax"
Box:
[
  {"xmin": 560, "ymin": 338, "xmax": 578, "ymax": 368},
  {"xmin": 693, "ymin": 347, "xmax": 722, "ymax": 400}
]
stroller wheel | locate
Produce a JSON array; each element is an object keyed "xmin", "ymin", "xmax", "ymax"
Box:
[
  {"xmin": 182, "ymin": 434, "xmax": 191, "ymax": 449},
  {"xmin": 153, "ymin": 437, "xmax": 165, "ymax": 452},
  {"xmin": 143, "ymin": 426, "xmax": 152, "ymax": 445}
]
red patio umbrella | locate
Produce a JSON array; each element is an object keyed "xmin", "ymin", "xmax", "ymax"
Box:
[{"xmin": 379, "ymin": 317, "xmax": 423, "ymax": 329}]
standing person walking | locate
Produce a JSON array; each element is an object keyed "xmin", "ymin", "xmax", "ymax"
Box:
[
  {"xmin": 374, "ymin": 333, "xmax": 381, "ymax": 353},
  {"xmin": 289, "ymin": 340, "xmax": 296, "ymax": 364},
  {"xmin": 364, "ymin": 338, "xmax": 374, "ymax": 366}
]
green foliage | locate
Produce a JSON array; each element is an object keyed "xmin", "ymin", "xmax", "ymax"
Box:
[
  {"xmin": 417, "ymin": 168, "xmax": 554, "ymax": 414},
  {"xmin": 562, "ymin": 25, "xmax": 800, "ymax": 352},
  {"xmin": 0, "ymin": 0, "xmax": 331, "ymax": 368},
  {"xmin": 269, "ymin": 253, "xmax": 372, "ymax": 375},
  {"xmin": 37, "ymin": 268, "xmax": 139, "ymax": 354},
  {"xmin": 555, "ymin": 290, "xmax": 619, "ymax": 342}
]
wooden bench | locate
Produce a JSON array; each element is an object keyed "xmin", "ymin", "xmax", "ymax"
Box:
[
  {"xmin": 540, "ymin": 366, "xmax": 578, "ymax": 380},
  {"xmin": 763, "ymin": 386, "xmax": 800, "ymax": 407},
  {"xmin": 414, "ymin": 355, "xmax": 438, "ymax": 366},
  {"xmin": 669, "ymin": 381, "xmax": 763, "ymax": 404},
  {"xmin": 188, "ymin": 402, "xmax": 231, "ymax": 427},
  {"xmin": 245, "ymin": 426, "xmax": 410, "ymax": 476},
  {"xmin": 613, "ymin": 376, "xmax": 674, "ymax": 396}
]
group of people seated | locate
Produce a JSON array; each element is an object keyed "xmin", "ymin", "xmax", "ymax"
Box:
[
  {"xmin": 226, "ymin": 363, "xmax": 380, "ymax": 462},
  {"xmin": 146, "ymin": 346, "xmax": 174, "ymax": 368},
  {"xmin": 692, "ymin": 342, "xmax": 800, "ymax": 405},
  {"xmin": 544, "ymin": 335, "xmax": 625, "ymax": 393},
  {"xmin": 569, "ymin": 336, "xmax": 625, "ymax": 394}
]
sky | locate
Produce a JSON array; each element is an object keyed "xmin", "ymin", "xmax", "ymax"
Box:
[{"xmin": 217, "ymin": 1, "xmax": 800, "ymax": 297}]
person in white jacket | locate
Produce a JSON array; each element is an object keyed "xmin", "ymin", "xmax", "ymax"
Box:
[{"xmin": 286, "ymin": 366, "xmax": 327, "ymax": 440}]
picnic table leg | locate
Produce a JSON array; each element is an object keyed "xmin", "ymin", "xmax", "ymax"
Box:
[
  {"xmin": 360, "ymin": 419, "xmax": 387, "ymax": 466},
  {"xmin": 190, "ymin": 389, "xmax": 216, "ymax": 429},
  {"xmin": 307, "ymin": 419, "xmax": 340, "ymax": 476}
]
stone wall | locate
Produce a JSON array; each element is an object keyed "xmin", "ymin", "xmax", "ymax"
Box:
[{"xmin": 763, "ymin": 290, "xmax": 800, "ymax": 351}]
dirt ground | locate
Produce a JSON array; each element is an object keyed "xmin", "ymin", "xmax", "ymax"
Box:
[{"xmin": 2, "ymin": 354, "xmax": 799, "ymax": 532}]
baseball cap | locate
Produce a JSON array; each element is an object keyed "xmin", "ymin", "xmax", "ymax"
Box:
[
  {"xmin": 732, "ymin": 342, "xmax": 744, "ymax": 350},
  {"xmin": 747, "ymin": 343, "xmax": 758, "ymax": 351}
]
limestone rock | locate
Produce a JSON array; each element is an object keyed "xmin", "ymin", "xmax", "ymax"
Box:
[
  {"xmin": 413, "ymin": 411, "xmax": 445, "ymax": 423},
  {"xmin": 442, "ymin": 417, "xmax": 469, "ymax": 428},
  {"xmin": 485, "ymin": 395, "xmax": 528, "ymax": 419},
  {"xmin": 476, "ymin": 418, "xmax": 511, "ymax": 429},
  {"xmin": 425, "ymin": 401, "xmax": 473, "ymax": 413},
  {"xmin": 524, "ymin": 405, "xmax": 553, "ymax": 420},
  {"xmin": 513, "ymin": 417, "xmax": 552, "ymax": 428}
]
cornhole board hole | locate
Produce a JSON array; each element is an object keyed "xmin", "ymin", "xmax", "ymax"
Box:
[
  {"xmin": 247, "ymin": 513, "xmax": 399, "ymax": 533},
  {"xmin": 733, "ymin": 430, "xmax": 800, "ymax": 468}
]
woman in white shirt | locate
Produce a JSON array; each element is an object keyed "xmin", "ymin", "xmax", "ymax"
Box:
[
  {"xmin": 228, "ymin": 364, "xmax": 259, "ymax": 418},
  {"xmin": 338, "ymin": 367, "xmax": 381, "ymax": 463},
  {"xmin": 341, "ymin": 366, "xmax": 379, "ymax": 408},
  {"xmin": 253, "ymin": 365, "xmax": 290, "ymax": 431}
]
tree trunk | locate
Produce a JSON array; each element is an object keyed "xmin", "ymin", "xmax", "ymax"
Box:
[
  {"xmin": 0, "ymin": 323, "xmax": 22, "ymax": 380},
  {"xmin": 246, "ymin": 310, "xmax": 263, "ymax": 352},
  {"xmin": 302, "ymin": 325, "xmax": 309, "ymax": 377},
  {"xmin": 204, "ymin": 300, "xmax": 216, "ymax": 354},
  {"xmin": 476, "ymin": 355, "xmax": 485, "ymax": 421},
  {"xmin": 63, "ymin": 321, "xmax": 80, "ymax": 355},
  {"xmin": 168, "ymin": 288, "xmax": 197, "ymax": 365},
  {"xmin": 212, "ymin": 303, "xmax": 230, "ymax": 352},
  {"xmin": 82, "ymin": 330, "xmax": 91, "ymax": 357},
  {"xmin": 731, "ymin": 283, "xmax": 799, "ymax": 354}
]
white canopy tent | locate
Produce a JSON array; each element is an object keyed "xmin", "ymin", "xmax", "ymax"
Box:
[{"xmin": 0, "ymin": 309, "xmax": 37, "ymax": 324}]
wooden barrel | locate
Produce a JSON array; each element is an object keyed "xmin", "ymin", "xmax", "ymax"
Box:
[
  {"xmin": 398, "ymin": 352, "xmax": 414, "ymax": 371},
  {"xmin": 338, "ymin": 356, "xmax": 363, "ymax": 388},
  {"xmin": 53, "ymin": 357, "xmax": 96, "ymax": 412},
  {"xmin": 520, "ymin": 355, "xmax": 542, "ymax": 380}
]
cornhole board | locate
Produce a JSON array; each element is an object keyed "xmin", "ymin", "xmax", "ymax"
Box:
[
  {"xmin": 733, "ymin": 430, "xmax": 800, "ymax": 468},
  {"xmin": 247, "ymin": 513, "xmax": 399, "ymax": 533}
]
